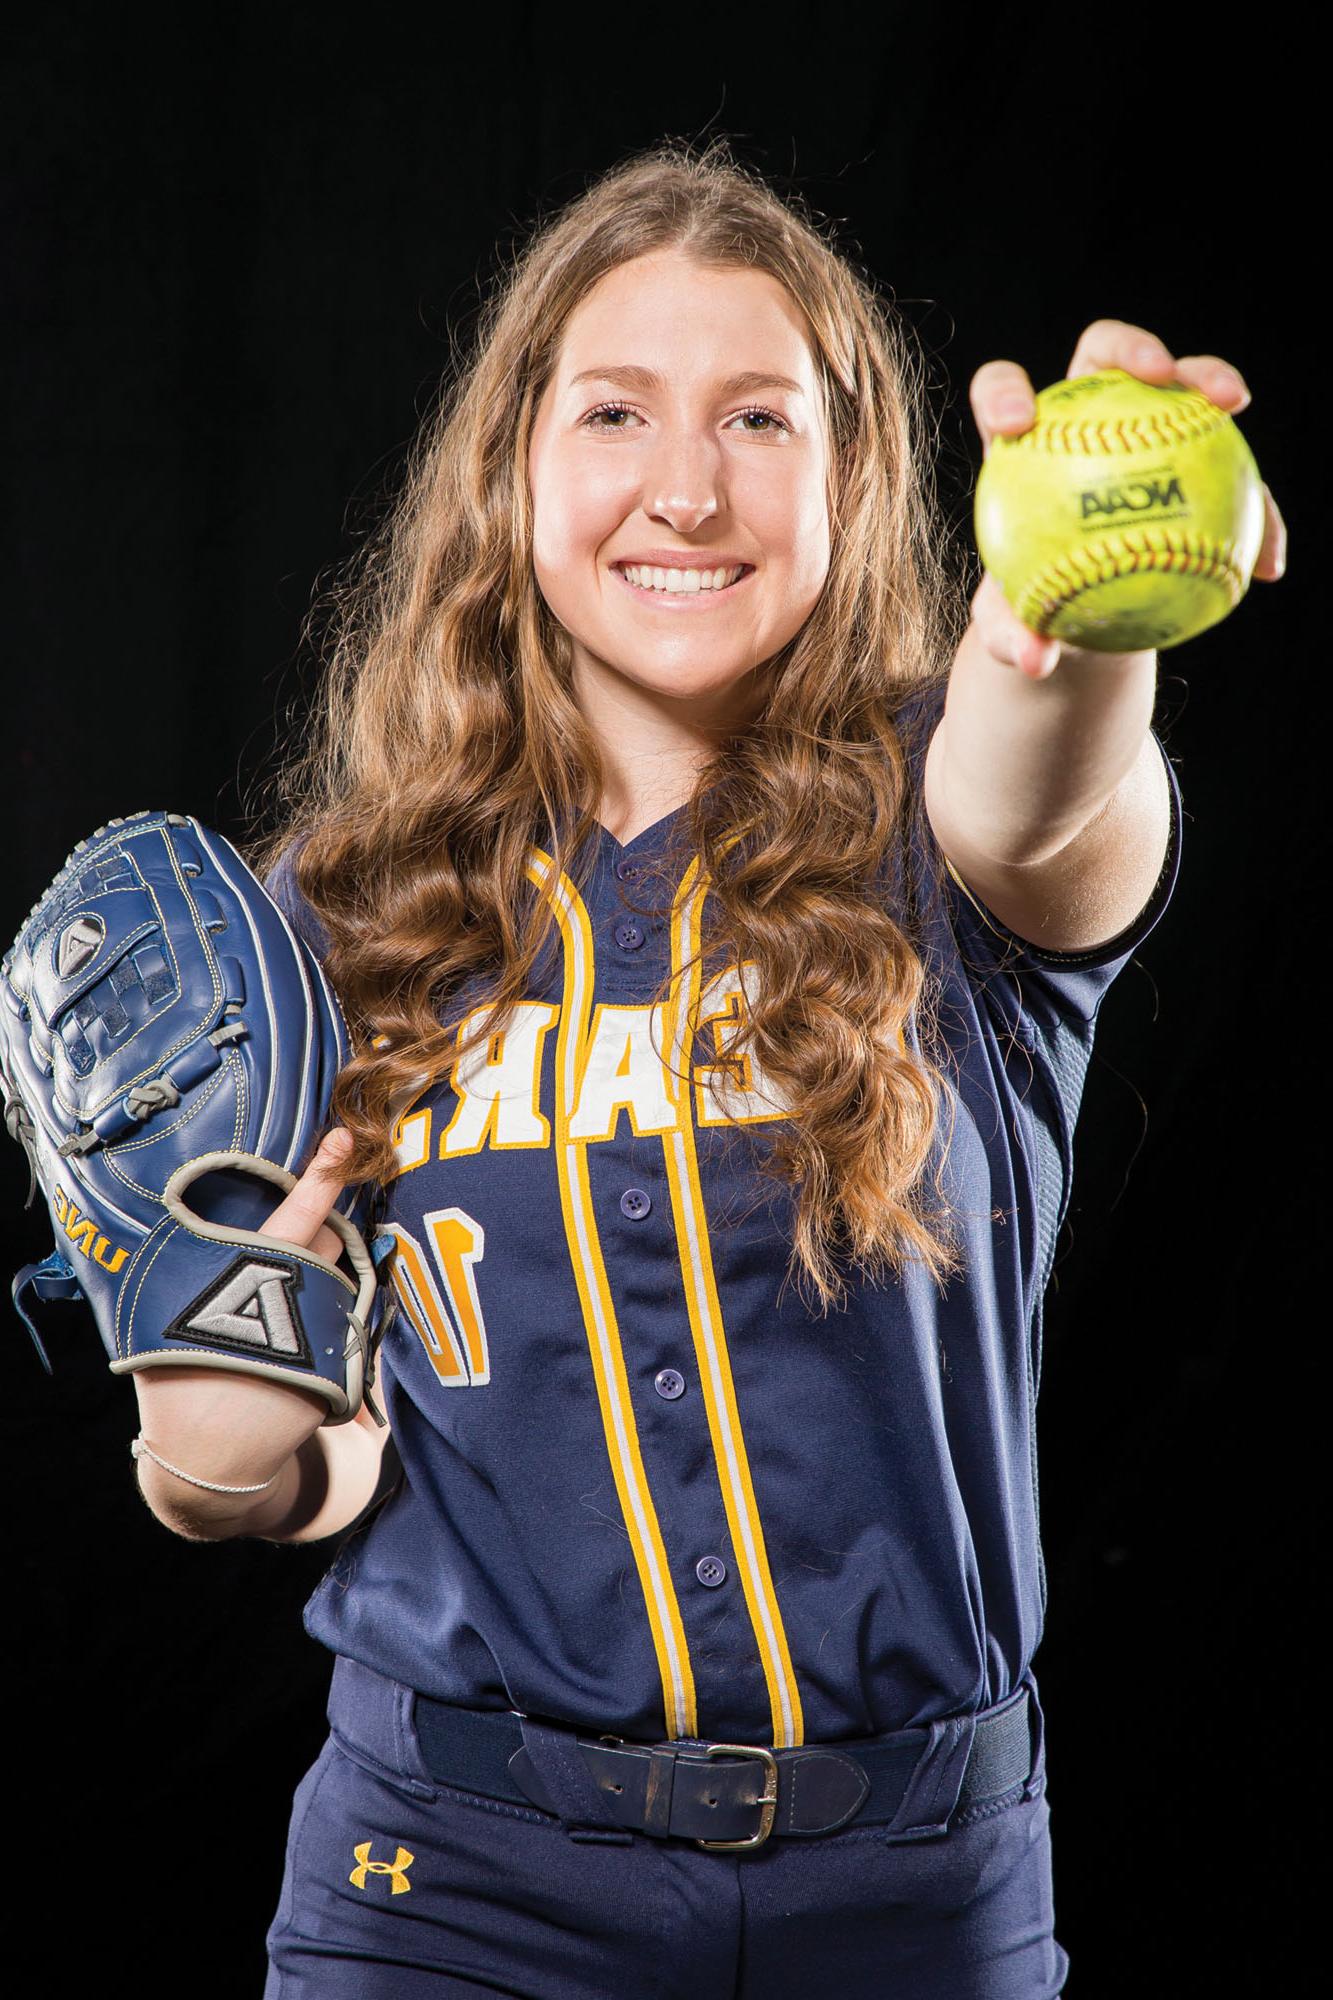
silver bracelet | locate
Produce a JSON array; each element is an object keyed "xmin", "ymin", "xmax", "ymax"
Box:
[{"xmin": 131, "ymin": 1433, "xmax": 280, "ymax": 1495}]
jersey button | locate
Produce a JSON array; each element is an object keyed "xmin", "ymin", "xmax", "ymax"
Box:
[
  {"xmin": 620, "ymin": 1187, "xmax": 651, "ymax": 1220},
  {"xmin": 615, "ymin": 857, "xmax": 643, "ymax": 882},
  {"xmin": 695, "ymin": 1555, "xmax": 727, "ymax": 1589},
  {"xmin": 654, "ymin": 1367, "xmax": 685, "ymax": 1400},
  {"xmin": 613, "ymin": 920, "xmax": 644, "ymax": 951}
]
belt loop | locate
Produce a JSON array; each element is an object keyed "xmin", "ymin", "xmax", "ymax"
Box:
[
  {"xmin": 392, "ymin": 1680, "xmax": 444, "ymax": 1792},
  {"xmin": 881, "ymin": 1712, "xmax": 977, "ymax": 1844},
  {"xmin": 512, "ymin": 1715, "xmax": 633, "ymax": 1845},
  {"xmin": 642, "ymin": 1745, "xmax": 678, "ymax": 1837},
  {"xmin": 325, "ymin": 1655, "xmax": 438, "ymax": 1803},
  {"xmin": 1021, "ymin": 1669, "xmax": 1048, "ymax": 1801}
]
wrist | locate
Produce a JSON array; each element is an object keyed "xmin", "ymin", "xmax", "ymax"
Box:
[{"xmin": 134, "ymin": 1442, "xmax": 303, "ymax": 1541}]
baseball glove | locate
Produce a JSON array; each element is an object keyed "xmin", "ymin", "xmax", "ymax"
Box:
[{"xmin": 0, "ymin": 810, "xmax": 387, "ymax": 1426}]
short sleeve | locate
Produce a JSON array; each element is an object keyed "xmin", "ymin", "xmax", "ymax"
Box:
[
  {"xmin": 894, "ymin": 676, "xmax": 1184, "ymax": 1294},
  {"xmin": 939, "ymin": 732, "xmax": 1182, "ymax": 1029},
  {"xmin": 948, "ymin": 737, "xmax": 1181, "ymax": 1284},
  {"xmin": 895, "ymin": 677, "xmax": 1182, "ymax": 1024},
  {"xmin": 262, "ymin": 836, "xmax": 333, "ymax": 965}
]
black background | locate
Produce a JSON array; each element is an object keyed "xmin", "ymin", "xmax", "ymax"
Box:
[{"xmin": 1, "ymin": 8, "xmax": 1314, "ymax": 1994}]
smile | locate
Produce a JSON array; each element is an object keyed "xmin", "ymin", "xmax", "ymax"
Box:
[{"xmin": 611, "ymin": 563, "xmax": 755, "ymax": 609}]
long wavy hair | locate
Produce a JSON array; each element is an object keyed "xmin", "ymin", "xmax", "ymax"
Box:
[{"xmin": 247, "ymin": 135, "xmax": 974, "ymax": 1318}]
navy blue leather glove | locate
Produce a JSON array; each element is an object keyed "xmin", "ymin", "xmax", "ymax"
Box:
[{"xmin": 0, "ymin": 811, "xmax": 387, "ymax": 1426}]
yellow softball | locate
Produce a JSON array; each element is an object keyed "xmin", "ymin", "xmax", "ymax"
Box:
[{"xmin": 973, "ymin": 367, "xmax": 1267, "ymax": 651}]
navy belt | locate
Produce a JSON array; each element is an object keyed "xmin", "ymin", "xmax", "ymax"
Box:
[{"xmin": 410, "ymin": 1684, "xmax": 1037, "ymax": 1852}]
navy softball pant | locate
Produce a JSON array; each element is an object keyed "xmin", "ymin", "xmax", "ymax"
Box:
[{"xmin": 263, "ymin": 1655, "xmax": 1070, "ymax": 1997}]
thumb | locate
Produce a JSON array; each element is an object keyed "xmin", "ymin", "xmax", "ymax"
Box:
[{"xmin": 972, "ymin": 573, "xmax": 1061, "ymax": 678}]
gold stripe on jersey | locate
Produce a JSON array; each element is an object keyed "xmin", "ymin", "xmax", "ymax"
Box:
[
  {"xmin": 661, "ymin": 855, "xmax": 805, "ymax": 1749},
  {"xmin": 525, "ymin": 846, "xmax": 701, "ymax": 1740}
]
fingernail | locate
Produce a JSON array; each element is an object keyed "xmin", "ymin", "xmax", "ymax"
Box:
[
  {"xmin": 1135, "ymin": 343, "xmax": 1165, "ymax": 368},
  {"xmin": 997, "ymin": 398, "xmax": 1031, "ymax": 424}
]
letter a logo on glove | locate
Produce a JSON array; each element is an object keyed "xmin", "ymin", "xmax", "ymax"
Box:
[
  {"xmin": 55, "ymin": 914, "xmax": 105, "ymax": 981},
  {"xmin": 164, "ymin": 1253, "xmax": 314, "ymax": 1366}
]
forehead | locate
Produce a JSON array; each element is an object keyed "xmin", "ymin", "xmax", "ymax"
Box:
[{"xmin": 553, "ymin": 252, "xmax": 816, "ymax": 385}]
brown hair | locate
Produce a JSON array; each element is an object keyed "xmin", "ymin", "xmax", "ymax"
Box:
[{"xmin": 247, "ymin": 135, "xmax": 972, "ymax": 1317}]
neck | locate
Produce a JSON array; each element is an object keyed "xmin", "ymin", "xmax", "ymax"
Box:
[{"xmin": 573, "ymin": 653, "xmax": 764, "ymax": 846}]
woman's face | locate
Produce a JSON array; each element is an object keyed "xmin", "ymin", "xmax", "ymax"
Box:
[{"xmin": 528, "ymin": 248, "xmax": 832, "ymax": 737}]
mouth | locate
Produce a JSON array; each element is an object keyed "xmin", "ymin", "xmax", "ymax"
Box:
[{"xmin": 610, "ymin": 562, "xmax": 755, "ymax": 609}]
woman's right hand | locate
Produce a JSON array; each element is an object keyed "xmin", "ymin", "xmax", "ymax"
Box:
[{"xmin": 131, "ymin": 1126, "xmax": 376, "ymax": 1530}]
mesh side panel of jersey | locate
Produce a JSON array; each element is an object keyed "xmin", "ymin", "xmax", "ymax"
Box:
[
  {"xmin": 1022, "ymin": 1008, "xmax": 1096, "ymax": 1622},
  {"xmin": 1029, "ymin": 1012, "xmax": 1095, "ymax": 1307}
]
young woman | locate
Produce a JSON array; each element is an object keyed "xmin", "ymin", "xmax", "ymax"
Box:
[{"xmin": 131, "ymin": 138, "xmax": 1284, "ymax": 1997}]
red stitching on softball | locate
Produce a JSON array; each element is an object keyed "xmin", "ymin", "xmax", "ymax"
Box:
[
  {"xmin": 1017, "ymin": 528, "xmax": 1240, "ymax": 628},
  {"xmin": 1011, "ymin": 391, "xmax": 1228, "ymax": 459}
]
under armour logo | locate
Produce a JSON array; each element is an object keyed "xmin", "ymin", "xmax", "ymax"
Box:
[
  {"xmin": 56, "ymin": 915, "xmax": 105, "ymax": 981},
  {"xmin": 349, "ymin": 1841, "xmax": 414, "ymax": 1894},
  {"xmin": 163, "ymin": 1255, "xmax": 313, "ymax": 1366}
]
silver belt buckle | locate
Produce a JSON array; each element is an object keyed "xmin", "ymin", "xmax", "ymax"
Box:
[{"xmin": 695, "ymin": 1741, "xmax": 780, "ymax": 1851}]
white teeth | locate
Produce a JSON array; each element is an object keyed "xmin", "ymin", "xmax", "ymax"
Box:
[{"xmin": 619, "ymin": 563, "xmax": 746, "ymax": 593}]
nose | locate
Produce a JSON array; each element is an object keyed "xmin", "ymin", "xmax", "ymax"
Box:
[{"xmin": 644, "ymin": 431, "xmax": 722, "ymax": 533}]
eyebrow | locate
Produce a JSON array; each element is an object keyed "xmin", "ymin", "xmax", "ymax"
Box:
[{"xmin": 567, "ymin": 364, "xmax": 806, "ymax": 398}]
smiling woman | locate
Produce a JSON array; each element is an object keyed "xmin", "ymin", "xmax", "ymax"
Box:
[
  {"xmin": 251, "ymin": 143, "xmax": 969, "ymax": 1320},
  {"xmin": 525, "ymin": 249, "xmax": 835, "ymax": 811},
  {"xmin": 225, "ymin": 135, "xmax": 1167, "ymax": 1997}
]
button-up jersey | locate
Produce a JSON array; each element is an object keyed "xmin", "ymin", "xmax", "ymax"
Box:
[{"xmin": 263, "ymin": 686, "xmax": 1182, "ymax": 1749}]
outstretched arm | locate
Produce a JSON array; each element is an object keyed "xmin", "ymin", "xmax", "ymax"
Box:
[{"xmin": 925, "ymin": 318, "xmax": 1286, "ymax": 953}]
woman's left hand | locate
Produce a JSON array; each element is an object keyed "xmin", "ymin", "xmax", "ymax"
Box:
[{"xmin": 967, "ymin": 318, "xmax": 1289, "ymax": 679}]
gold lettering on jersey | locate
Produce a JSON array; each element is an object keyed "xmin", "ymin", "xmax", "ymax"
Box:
[
  {"xmin": 441, "ymin": 1000, "xmax": 558, "ymax": 1156},
  {"xmin": 382, "ymin": 1209, "xmax": 491, "ymax": 1386},
  {"xmin": 349, "ymin": 1840, "xmax": 415, "ymax": 1894},
  {"xmin": 568, "ymin": 1002, "xmax": 677, "ymax": 1140},
  {"xmin": 424, "ymin": 1208, "xmax": 489, "ymax": 1383},
  {"xmin": 391, "ymin": 1107, "xmax": 432, "ymax": 1176},
  {"xmin": 693, "ymin": 962, "xmax": 791, "ymax": 1125},
  {"xmin": 383, "ymin": 969, "xmax": 790, "ymax": 1181}
]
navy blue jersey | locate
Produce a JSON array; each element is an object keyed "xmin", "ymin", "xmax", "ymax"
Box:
[{"xmin": 264, "ymin": 689, "xmax": 1182, "ymax": 1750}]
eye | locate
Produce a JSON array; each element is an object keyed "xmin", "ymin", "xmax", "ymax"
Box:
[
  {"xmin": 581, "ymin": 401, "xmax": 790, "ymax": 436},
  {"xmin": 730, "ymin": 404, "xmax": 790, "ymax": 436}
]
